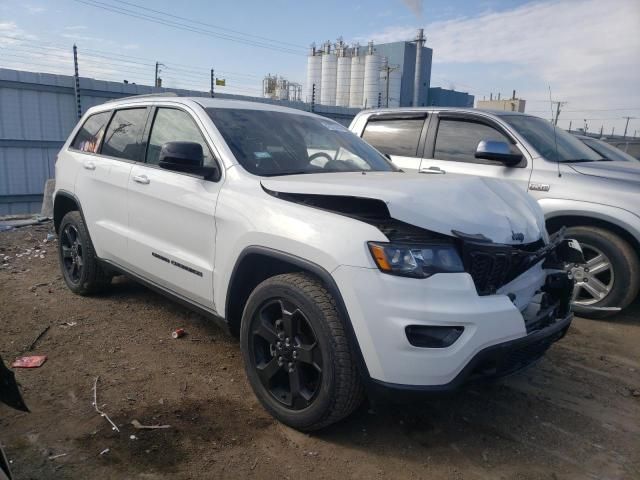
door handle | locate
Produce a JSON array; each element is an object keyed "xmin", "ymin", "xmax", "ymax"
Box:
[
  {"xmin": 132, "ymin": 174, "xmax": 150, "ymax": 185},
  {"xmin": 83, "ymin": 161, "xmax": 96, "ymax": 171},
  {"xmin": 420, "ymin": 166, "xmax": 446, "ymax": 174}
]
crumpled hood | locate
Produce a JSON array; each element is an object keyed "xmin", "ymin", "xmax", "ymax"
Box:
[
  {"xmin": 568, "ymin": 160, "xmax": 640, "ymax": 182},
  {"xmin": 262, "ymin": 172, "xmax": 545, "ymax": 245}
]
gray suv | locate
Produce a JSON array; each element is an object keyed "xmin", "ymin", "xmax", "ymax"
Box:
[{"xmin": 350, "ymin": 108, "xmax": 640, "ymax": 318}]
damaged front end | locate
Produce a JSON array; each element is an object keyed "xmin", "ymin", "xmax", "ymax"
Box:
[{"xmin": 455, "ymin": 227, "xmax": 582, "ymax": 333}]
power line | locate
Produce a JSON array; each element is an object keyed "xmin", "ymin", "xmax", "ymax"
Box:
[
  {"xmin": 71, "ymin": 0, "xmax": 306, "ymax": 55},
  {"xmin": 109, "ymin": 0, "xmax": 306, "ymax": 50},
  {"xmin": 0, "ymin": 33, "xmax": 265, "ymax": 80}
]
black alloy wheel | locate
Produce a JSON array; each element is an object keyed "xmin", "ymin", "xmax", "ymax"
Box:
[
  {"xmin": 240, "ymin": 273, "xmax": 364, "ymax": 431},
  {"xmin": 58, "ymin": 211, "xmax": 112, "ymax": 295},
  {"xmin": 60, "ymin": 223, "xmax": 84, "ymax": 284},
  {"xmin": 249, "ymin": 298, "xmax": 323, "ymax": 410}
]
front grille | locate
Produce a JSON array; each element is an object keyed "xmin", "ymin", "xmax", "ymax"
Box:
[
  {"xmin": 463, "ymin": 240, "xmax": 545, "ymax": 295},
  {"xmin": 472, "ymin": 337, "xmax": 554, "ymax": 378}
]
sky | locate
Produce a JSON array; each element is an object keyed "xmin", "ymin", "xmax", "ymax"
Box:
[{"xmin": 1, "ymin": 0, "xmax": 639, "ymax": 134}]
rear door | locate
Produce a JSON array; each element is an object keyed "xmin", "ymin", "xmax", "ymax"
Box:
[
  {"xmin": 421, "ymin": 114, "xmax": 532, "ymax": 190},
  {"xmin": 125, "ymin": 105, "xmax": 222, "ymax": 308},
  {"xmin": 360, "ymin": 113, "xmax": 428, "ymax": 171},
  {"xmin": 72, "ymin": 107, "xmax": 148, "ymax": 262}
]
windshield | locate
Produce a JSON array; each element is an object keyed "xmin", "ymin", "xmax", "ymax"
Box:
[
  {"xmin": 206, "ymin": 108, "xmax": 397, "ymax": 176},
  {"xmin": 501, "ymin": 115, "xmax": 603, "ymax": 162},
  {"xmin": 581, "ymin": 137, "xmax": 638, "ymax": 162}
]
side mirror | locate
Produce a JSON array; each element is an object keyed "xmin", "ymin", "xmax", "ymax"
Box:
[
  {"xmin": 159, "ymin": 141, "xmax": 218, "ymax": 180},
  {"xmin": 475, "ymin": 140, "xmax": 522, "ymax": 166}
]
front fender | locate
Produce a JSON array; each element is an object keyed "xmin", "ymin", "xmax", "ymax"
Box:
[{"xmin": 539, "ymin": 198, "xmax": 640, "ymax": 245}]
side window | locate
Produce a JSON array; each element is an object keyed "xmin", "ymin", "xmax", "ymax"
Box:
[
  {"xmin": 146, "ymin": 108, "xmax": 214, "ymax": 167},
  {"xmin": 361, "ymin": 118, "xmax": 425, "ymax": 157},
  {"xmin": 434, "ymin": 119, "xmax": 520, "ymax": 164},
  {"xmin": 71, "ymin": 111, "xmax": 111, "ymax": 153},
  {"xmin": 101, "ymin": 108, "xmax": 147, "ymax": 161}
]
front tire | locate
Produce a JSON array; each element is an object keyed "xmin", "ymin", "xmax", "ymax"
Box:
[
  {"xmin": 58, "ymin": 211, "xmax": 112, "ymax": 295},
  {"xmin": 240, "ymin": 273, "xmax": 364, "ymax": 431},
  {"xmin": 566, "ymin": 226, "xmax": 640, "ymax": 319}
]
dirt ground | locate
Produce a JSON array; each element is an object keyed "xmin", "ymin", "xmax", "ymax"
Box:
[{"xmin": 1, "ymin": 223, "xmax": 639, "ymax": 480}]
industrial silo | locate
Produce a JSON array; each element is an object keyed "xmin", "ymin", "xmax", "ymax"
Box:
[
  {"xmin": 305, "ymin": 44, "xmax": 322, "ymax": 104},
  {"xmin": 335, "ymin": 43, "xmax": 351, "ymax": 107},
  {"xmin": 320, "ymin": 42, "xmax": 337, "ymax": 106},
  {"xmin": 363, "ymin": 41, "xmax": 381, "ymax": 109},
  {"xmin": 349, "ymin": 45, "xmax": 365, "ymax": 108}
]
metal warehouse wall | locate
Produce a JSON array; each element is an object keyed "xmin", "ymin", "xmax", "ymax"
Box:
[{"xmin": 0, "ymin": 68, "xmax": 360, "ymax": 215}]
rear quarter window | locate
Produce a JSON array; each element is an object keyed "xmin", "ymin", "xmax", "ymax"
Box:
[
  {"xmin": 70, "ymin": 111, "xmax": 112, "ymax": 153},
  {"xmin": 361, "ymin": 118, "xmax": 425, "ymax": 157}
]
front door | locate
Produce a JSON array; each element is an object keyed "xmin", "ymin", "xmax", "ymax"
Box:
[{"xmin": 125, "ymin": 106, "xmax": 222, "ymax": 308}]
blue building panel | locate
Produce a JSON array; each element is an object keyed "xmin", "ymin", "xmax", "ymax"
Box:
[{"xmin": 427, "ymin": 87, "xmax": 474, "ymax": 108}]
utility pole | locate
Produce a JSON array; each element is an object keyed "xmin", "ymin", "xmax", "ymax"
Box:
[
  {"xmin": 583, "ymin": 119, "xmax": 588, "ymax": 134},
  {"xmin": 552, "ymin": 101, "xmax": 567, "ymax": 126},
  {"xmin": 210, "ymin": 69, "xmax": 214, "ymax": 98},
  {"xmin": 622, "ymin": 116, "xmax": 636, "ymax": 138},
  {"xmin": 383, "ymin": 64, "xmax": 400, "ymax": 107},
  {"xmin": 599, "ymin": 125, "xmax": 603, "ymax": 136},
  {"xmin": 568, "ymin": 120, "xmax": 572, "ymax": 132},
  {"xmin": 611, "ymin": 126, "xmax": 615, "ymax": 136},
  {"xmin": 154, "ymin": 62, "xmax": 165, "ymax": 88},
  {"xmin": 72, "ymin": 44, "xmax": 82, "ymax": 119}
]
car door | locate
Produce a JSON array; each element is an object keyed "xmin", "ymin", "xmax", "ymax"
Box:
[
  {"xmin": 360, "ymin": 113, "xmax": 428, "ymax": 171},
  {"xmin": 421, "ymin": 114, "xmax": 532, "ymax": 191},
  {"xmin": 126, "ymin": 105, "xmax": 222, "ymax": 308},
  {"xmin": 72, "ymin": 107, "xmax": 147, "ymax": 262}
]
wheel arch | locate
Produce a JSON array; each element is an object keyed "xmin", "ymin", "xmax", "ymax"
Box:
[
  {"xmin": 53, "ymin": 190, "xmax": 84, "ymax": 234},
  {"xmin": 546, "ymin": 214, "xmax": 640, "ymax": 253},
  {"xmin": 224, "ymin": 246, "xmax": 370, "ymax": 376}
]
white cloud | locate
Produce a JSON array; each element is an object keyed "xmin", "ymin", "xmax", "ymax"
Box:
[
  {"xmin": 363, "ymin": 0, "xmax": 640, "ymax": 131},
  {"xmin": 64, "ymin": 25, "xmax": 89, "ymax": 31}
]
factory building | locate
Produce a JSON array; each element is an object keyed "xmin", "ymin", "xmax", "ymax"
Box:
[
  {"xmin": 427, "ymin": 87, "xmax": 474, "ymax": 108},
  {"xmin": 477, "ymin": 91, "xmax": 526, "ymax": 112},
  {"xmin": 262, "ymin": 74, "xmax": 302, "ymax": 102},
  {"xmin": 305, "ymin": 29, "xmax": 433, "ymax": 108}
]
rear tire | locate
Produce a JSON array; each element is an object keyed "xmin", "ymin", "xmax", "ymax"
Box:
[
  {"xmin": 58, "ymin": 211, "xmax": 112, "ymax": 295},
  {"xmin": 566, "ymin": 226, "xmax": 639, "ymax": 319},
  {"xmin": 240, "ymin": 272, "xmax": 364, "ymax": 431}
]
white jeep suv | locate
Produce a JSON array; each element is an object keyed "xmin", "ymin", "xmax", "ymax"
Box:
[{"xmin": 53, "ymin": 96, "xmax": 578, "ymax": 430}]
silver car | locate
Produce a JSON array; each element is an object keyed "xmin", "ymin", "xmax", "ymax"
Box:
[{"xmin": 350, "ymin": 108, "xmax": 640, "ymax": 318}]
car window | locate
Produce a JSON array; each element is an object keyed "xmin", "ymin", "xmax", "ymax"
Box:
[
  {"xmin": 101, "ymin": 108, "xmax": 147, "ymax": 161},
  {"xmin": 581, "ymin": 138, "xmax": 637, "ymax": 162},
  {"xmin": 501, "ymin": 115, "xmax": 602, "ymax": 162},
  {"xmin": 146, "ymin": 108, "xmax": 215, "ymax": 166},
  {"xmin": 361, "ymin": 118, "xmax": 424, "ymax": 157},
  {"xmin": 434, "ymin": 118, "xmax": 520, "ymax": 165},
  {"xmin": 71, "ymin": 111, "xmax": 111, "ymax": 153},
  {"xmin": 206, "ymin": 108, "xmax": 396, "ymax": 176}
]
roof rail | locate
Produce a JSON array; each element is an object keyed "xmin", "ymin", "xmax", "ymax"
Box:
[{"xmin": 105, "ymin": 92, "xmax": 179, "ymax": 103}]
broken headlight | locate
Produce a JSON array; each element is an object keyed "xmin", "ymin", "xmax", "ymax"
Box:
[{"xmin": 368, "ymin": 242, "xmax": 464, "ymax": 278}]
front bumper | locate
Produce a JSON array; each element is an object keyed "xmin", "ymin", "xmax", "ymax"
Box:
[
  {"xmin": 368, "ymin": 311, "xmax": 572, "ymax": 399},
  {"xmin": 333, "ymin": 263, "xmax": 571, "ymax": 388}
]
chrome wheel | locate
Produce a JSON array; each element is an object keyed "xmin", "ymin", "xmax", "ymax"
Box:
[
  {"xmin": 60, "ymin": 224, "xmax": 84, "ymax": 284},
  {"xmin": 569, "ymin": 244, "xmax": 614, "ymax": 306}
]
